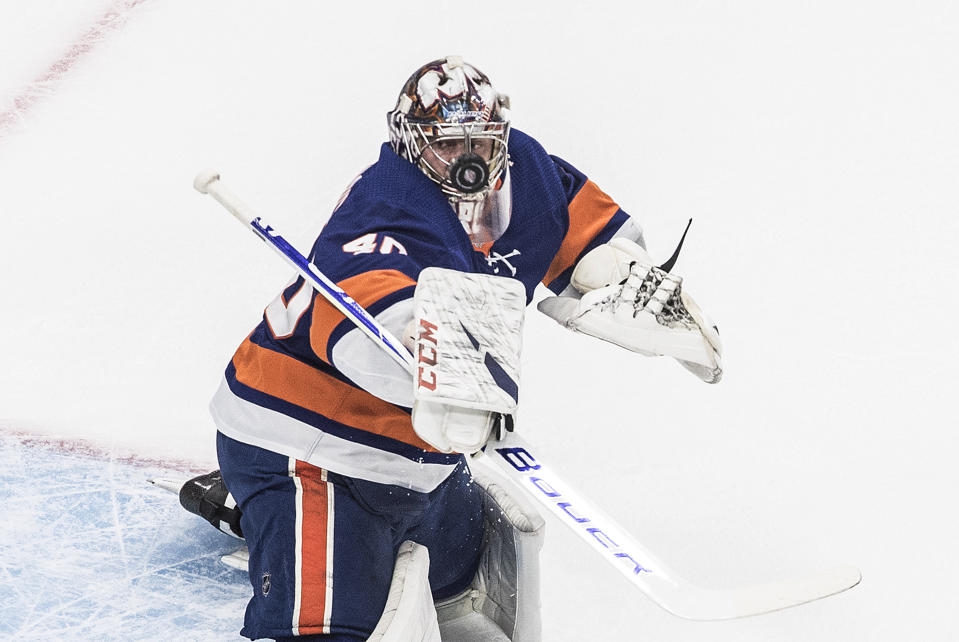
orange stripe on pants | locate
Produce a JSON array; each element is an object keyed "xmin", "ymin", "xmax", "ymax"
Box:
[{"xmin": 293, "ymin": 460, "xmax": 334, "ymax": 635}]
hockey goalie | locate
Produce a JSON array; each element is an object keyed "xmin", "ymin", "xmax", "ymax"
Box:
[{"xmin": 182, "ymin": 56, "xmax": 722, "ymax": 641}]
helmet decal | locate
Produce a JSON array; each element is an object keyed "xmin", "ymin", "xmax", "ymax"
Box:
[
  {"xmin": 388, "ymin": 57, "xmax": 510, "ymax": 201},
  {"xmin": 411, "ymin": 63, "xmax": 497, "ymax": 123}
]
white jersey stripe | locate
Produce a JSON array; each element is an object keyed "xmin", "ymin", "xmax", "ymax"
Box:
[
  {"xmin": 330, "ymin": 298, "xmax": 416, "ymax": 407},
  {"xmin": 323, "ymin": 469, "xmax": 335, "ymax": 632},
  {"xmin": 210, "ymin": 377, "xmax": 458, "ymax": 493},
  {"xmin": 290, "ymin": 457, "xmax": 304, "ymax": 636}
]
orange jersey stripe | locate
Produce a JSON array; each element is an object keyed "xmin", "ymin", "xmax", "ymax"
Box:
[
  {"xmin": 310, "ymin": 269, "xmax": 417, "ymax": 364},
  {"xmin": 294, "ymin": 461, "xmax": 333, "ymax": 634},
  {"xmin": 542, "ymin": 180, "xmax": 621, "ymax": 287},
  {"xmin": 232, "ymin": 337, "xmax": 439, "ymax": 452}
]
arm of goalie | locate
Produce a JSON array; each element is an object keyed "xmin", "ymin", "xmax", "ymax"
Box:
[
  {"xmin": 409, "ymin": 268, "xmax": 526, "ymax": 453},
  {"xmin": 538, "ymin": 238, "xmax": 723, "ymax": 383}
]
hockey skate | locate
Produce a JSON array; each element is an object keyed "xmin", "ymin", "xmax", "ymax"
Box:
[{"xmin": 148, "ymin": 470, "xmax": 244, "ymax": 539}]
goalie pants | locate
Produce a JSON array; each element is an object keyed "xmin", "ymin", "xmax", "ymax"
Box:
[{"xmin": 217, "ymin": 432, "xmax": 485, "ymax": 641}]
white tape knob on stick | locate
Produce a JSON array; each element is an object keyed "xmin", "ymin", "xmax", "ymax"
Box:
[
  {"xmin": 193, "ymin": 169, "xmax": 221, "ymax": 194},
  {"xmin": 193, "ymin": 170, "xmax": 263, "ymax": 229}
]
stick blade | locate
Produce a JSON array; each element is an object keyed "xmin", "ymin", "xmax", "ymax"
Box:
[{"xmin": 666, "ymin": 565, "xmax": 862, "ymax": 621}]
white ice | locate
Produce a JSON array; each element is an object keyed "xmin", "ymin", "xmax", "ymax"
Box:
[{"xmin": 1, "ymin": 1, "xmax": 958, "ymax": 640}]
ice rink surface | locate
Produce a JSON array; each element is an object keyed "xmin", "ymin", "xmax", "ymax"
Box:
[
  {"xmin": 1, "ymin": 1, "xmax": 957, "ymax": 640},
  {"xmin": 0, "ymin": 433, "xmax": 247, "ymax": 639}
]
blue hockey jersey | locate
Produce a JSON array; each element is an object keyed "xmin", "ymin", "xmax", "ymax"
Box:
[{"xmin": 209, "ymin": 129, "xmax": 645, "ymax": 491}]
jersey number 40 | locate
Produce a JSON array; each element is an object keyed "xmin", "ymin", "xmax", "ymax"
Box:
[{"xmin": 342, "ymin": 233, "xmax": 407, "ymax": 256}]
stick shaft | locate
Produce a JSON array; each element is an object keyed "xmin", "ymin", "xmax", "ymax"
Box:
[{"xmin": 199, "ymin": 174, "xmax": 413, "ymax": 371}]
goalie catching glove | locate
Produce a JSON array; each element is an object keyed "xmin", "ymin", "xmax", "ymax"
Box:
[
  {"xmin": 409, "ymin": 267, "xmax": 526, "ymax": 453},
  {"xmin": 538, "ymin": 237, "xmax": 723, "ymax": 383}
]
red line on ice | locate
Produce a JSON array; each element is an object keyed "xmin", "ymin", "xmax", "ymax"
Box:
[
  {"xmin": 1, "ymin": 428, "xmax": 212, "ymax": 473},
  {"xmin": 0, "ymin": 0, "xmax": 149, "ymax": 137}
]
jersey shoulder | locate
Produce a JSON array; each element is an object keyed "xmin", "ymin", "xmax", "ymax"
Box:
[
  {"xmin": 323, "ymin": 145, "xmax": 466, "ymax": 244},
  {"xmin": 313, "ymin": 145, "xmax": 479, "ymax": 280}
]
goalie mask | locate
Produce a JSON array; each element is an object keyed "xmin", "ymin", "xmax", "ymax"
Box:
[{"xmin": 388, "ymin": 56, "xmax": 511, "ymax": 201}]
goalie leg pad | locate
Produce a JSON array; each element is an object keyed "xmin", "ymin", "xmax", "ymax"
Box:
[
  {"xmin": 436, "ymin": 465, "xmax": 546, "ymax": 642},
  {"xmin": 368, "ymin": 541, "xmax": 442, "ymax": 642}
]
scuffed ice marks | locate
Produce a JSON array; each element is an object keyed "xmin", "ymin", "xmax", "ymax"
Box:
[{"xmin": 0, "ymin": 434, "xmax": 248, "ymax": 640}]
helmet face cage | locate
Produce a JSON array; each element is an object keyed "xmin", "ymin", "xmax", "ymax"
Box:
[
  {"xmin": 404, "ymin": 120, "xmax": 510, "ymax": 198},
  {"xmin": 388, "ymin": 57, "xmax": 510, "ymax": 199}
]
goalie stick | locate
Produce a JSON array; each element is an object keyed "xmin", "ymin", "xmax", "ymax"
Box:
[{"xmin": 193, "ymin": 169, "xmax": 861, "ymax": 620}]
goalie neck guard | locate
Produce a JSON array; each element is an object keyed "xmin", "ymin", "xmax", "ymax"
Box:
[{"xmin": 387, "ymin": 56, "xmax": 511, "ymax": 201}]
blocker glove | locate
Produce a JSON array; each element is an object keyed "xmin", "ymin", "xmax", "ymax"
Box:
[{"xmin": 409, "ymin": 267, "xmax": 526, "ymax": 453}]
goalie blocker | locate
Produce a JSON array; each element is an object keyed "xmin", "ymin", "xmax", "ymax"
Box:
[{"xmin": 408, "ymin": 267, "xmax": 526, "ymax": 454}]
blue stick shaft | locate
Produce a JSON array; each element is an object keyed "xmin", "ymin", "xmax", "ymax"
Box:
[{"xmin": 197, "ymin": 171, "xmax": 414, "ymax": 372}]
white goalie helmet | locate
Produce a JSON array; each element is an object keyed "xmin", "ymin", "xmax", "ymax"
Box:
[{"xmin": 388, "ymin": 56, "xmax": 511, "ymax": 201}]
